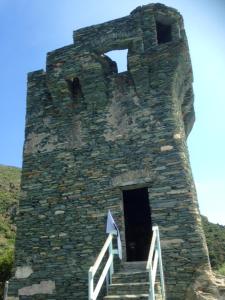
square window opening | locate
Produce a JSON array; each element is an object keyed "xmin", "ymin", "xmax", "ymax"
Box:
[{"xmin": 156, "ymin": 21, "xmax": 172, "ymax": 44}]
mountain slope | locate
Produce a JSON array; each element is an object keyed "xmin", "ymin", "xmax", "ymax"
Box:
[
  {"xmin": 0, "ymin": 164, "xmax": 20, "ymax": 256},
  {"xmin": 202, "ymin": 215, "xmax": 225, "ymax": 272},
  {"xmin": 0, "ymin": 165, "xmax": 20, "ymax": 216},
  {"xmin": 0, "ymin": 165, "xmax": 20, "ymax": 298}
]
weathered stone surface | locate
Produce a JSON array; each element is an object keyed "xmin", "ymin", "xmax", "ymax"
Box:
[
  {"xmin": 8, "ymin": 3, "xmax": 219, "ymax": 300},
  {"xmin": 15, "ymin": 266, "xmax": 33, "ymax": 279},
  {"xmin": 160, "ymin": 145, "xmax": 174, "ymax": 152},
  {"xmin": 18, "ymin": 280, "xmax": 55, "ymax": 296},
  {"xmin": 186, "ymin": 269, "xmax": 225, "ymax": 300}
]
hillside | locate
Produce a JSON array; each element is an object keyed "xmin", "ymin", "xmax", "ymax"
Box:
[
  {"xmin": 0, "ymin": 164, "xmax": 20, "ymax": 251},
  {"xmin": 0, "ymin": 165, "xmax": 224, "ymax": 297},
  {"xmin": 0, "ymin": 165, "xmax": 20, "ymax": 297},
  {"xmin": 202, "ymin": 215, "xmax": 225, "ymax": 275},
  {"xmin": 0, "ymin": 165, "xmax": 20, "ymax": 216}
]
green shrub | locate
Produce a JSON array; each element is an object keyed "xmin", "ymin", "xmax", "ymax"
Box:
[
  {"xmin": 217, "ymin": 263, "xmax": 225, "ymax": 276},
  {"xmin": 201, "ymin": 215, "xmax": 225, "ymax": 269},
  {"xmin": 0, "ymin": 248, "xmax": 14, "ymax": 282},
  {"xmin": 0, "ymin": 248, "xmax": 14, "ymax": 300}
]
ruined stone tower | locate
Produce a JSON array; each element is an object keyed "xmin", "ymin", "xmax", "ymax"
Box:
[{"xmin": 9, "ymin": 3, "xmax": 216, "ymax": 300}]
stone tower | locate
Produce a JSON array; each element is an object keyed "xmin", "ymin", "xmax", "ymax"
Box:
[{"xmin": 9, "ymin": 3, "xmax": 217, "ymax": 300}]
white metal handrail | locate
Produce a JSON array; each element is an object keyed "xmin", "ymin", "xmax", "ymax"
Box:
[
  {"xmin": 88, "ymin": 233, "xmax": 117, "ymax": 300},
  {"xmin": 146, "ymin": 226, "xmax": 166, "ymax": 300}
]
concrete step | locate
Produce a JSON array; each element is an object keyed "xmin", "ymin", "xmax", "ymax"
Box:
[
  {"xmin": 108, "ymin": 282, "xmax": 149, "ymax": 295},
  {"xmin": 104, "ymin": 293, "xmax": 162, "ymax": 300},
  {"xmin": 104, "ymin": 294, "xmax": 149, "ymax": 299},
  {"xmin": 112, "ymin": 271, "xmax": 149, "ymax": 284},
  {"xmin": 104, "ymin": 294, "xmax": 162, "ymax": 300},
  {"xmin": 121, "ymin": 262, "xmax": 147, "ymax": 271},
  {"xmin": 105, "ymin": 269, "xmax": 163, "ymax": 300}
]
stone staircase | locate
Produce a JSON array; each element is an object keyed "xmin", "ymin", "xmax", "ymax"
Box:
[{"xmin": 104, "ymin": 270, "xmax": 163, "ymax": 300}]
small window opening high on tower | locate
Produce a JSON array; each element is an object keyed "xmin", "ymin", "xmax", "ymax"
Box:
[
  {"xmin": 156, "ymin": 21, "xmax": 172, "ymax": 44},
  {"xmin": 66, "ymin": 77, "xmax": 83, "ymax": 101},
  {"xmin": 104, "ymin": 49, "xmax": 128, "ymax": 73}
]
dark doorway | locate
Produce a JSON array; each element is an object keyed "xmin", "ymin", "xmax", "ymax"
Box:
[{"xmin": 123, "ymin": 187, "xmax": 152, "ymax": 261}]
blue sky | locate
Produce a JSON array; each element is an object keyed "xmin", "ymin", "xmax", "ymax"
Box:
[{"xmin": 0, "ymin": 0, "xmax": 224, "ymax": 225}]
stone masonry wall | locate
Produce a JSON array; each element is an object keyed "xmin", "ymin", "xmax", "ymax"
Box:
[{"xmin": 9, "ymin": 3, "xmax": 212, "ymax": 300}]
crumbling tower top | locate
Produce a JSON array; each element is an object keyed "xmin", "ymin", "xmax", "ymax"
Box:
[{"xmin": 73, "ymin": 3, "xmax": 185, "ymax": 54}]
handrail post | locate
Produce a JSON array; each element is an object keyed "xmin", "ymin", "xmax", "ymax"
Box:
[
  {"xmin": 109, "ymin": 237, "xmax": 114, "ymax": 284},
  {"xmin": 106, "ymin": 271, "xmax": 109, "ymax": 294},
  {"xmin": 147, "ymin": 226, "xmax": 166, "ymax": 300},
  {"xmin": 88, "ymin": 268, "xmax": 94, "ymax": 300},
  {"xmin": 148, "ymin": 263, "xmax": 155, "ymax": 300},
  {"xmin": 155, "ymin": 227, "xmax": 166, "ymax": 300},
  {"xmin": 3, "ymin": 281, "xmax": 9, "ymax": 300}
]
